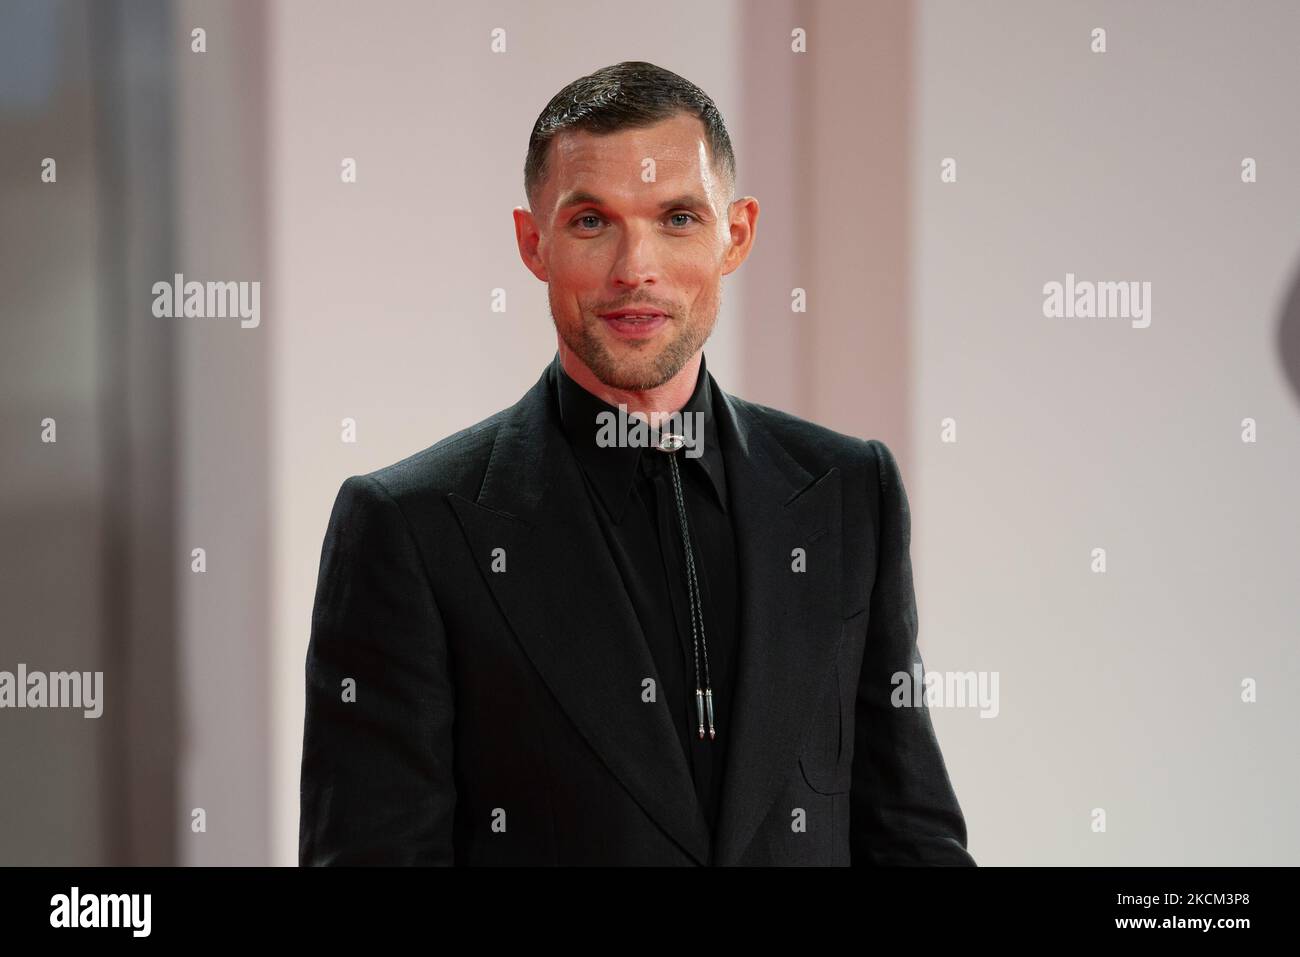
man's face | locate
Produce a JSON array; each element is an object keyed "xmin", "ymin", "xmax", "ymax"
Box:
[{"xmin": 515, "ymin": 113, "xmax": 756, "ymax": 391}]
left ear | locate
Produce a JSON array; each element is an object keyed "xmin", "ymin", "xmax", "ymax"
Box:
[{"xmin": 721, "ymin": 196, "xmax": 759, "ymax": 276}]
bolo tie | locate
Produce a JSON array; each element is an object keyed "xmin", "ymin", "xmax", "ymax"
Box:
[{"xmin": 652, "ymin": 430, "xmax": 716, "ymax": 741}]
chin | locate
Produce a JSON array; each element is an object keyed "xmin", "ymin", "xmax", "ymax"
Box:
[{"xmin": 599, "ymin": 366, "xmax": 663, "ymax": 392}]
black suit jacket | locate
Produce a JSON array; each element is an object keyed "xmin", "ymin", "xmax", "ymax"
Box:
[{"xmin": 299, "ymin": 357, "xmax": 975, "ymax": 866}]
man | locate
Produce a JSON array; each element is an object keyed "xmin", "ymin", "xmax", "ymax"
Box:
[{"xmin": 299, "ymin": 61, "xmax": 974, "ymax": 866}]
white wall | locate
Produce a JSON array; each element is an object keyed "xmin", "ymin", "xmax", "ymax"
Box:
[{"xmin": 912, "ymin": 0, "xmax": 1300, "ymax": 864}]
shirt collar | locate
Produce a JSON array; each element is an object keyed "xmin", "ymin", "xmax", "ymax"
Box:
[{"xmin": 552, "ymin": 351, "xmax": 728, "ymax": 523}]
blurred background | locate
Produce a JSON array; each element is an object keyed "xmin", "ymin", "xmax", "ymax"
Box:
[{"xmin": 1, "ymin": 0, "xmax": 1297, "ymax": 866}]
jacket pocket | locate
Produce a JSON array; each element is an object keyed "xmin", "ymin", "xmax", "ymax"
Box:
[
  {"xmin": 797, "ymin": 660, "xmax": 850, "ymax": 795},
  {"xmin": 797, "ymin": 609, "xmax": 868, "ymax": 796}
]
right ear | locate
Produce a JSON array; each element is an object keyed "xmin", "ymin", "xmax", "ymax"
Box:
[{"xmin": 513, "ymin": 206, "xmax": 549, "ymax": 282}]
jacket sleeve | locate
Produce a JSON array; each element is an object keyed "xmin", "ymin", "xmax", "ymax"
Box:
[
  {"xmin": 849, "ymin": 440, "xmax": 976, "ymax": 865},
  {"xmin": 299, "ymin": 474, "xmax": 457, "ymax": 865}
]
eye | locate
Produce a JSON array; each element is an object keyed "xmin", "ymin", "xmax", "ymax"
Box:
[
  {"xmin": 573, "ymin": 213, "xmax": 604, "ymax": 230},
  {"xmin": 668, "ymin": 212, "xmax": 697, "ymax": 227}
]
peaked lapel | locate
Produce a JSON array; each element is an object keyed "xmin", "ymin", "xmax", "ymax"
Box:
[
  {"xmin": 448, "ymin": 363, "xmax": 711, "ymax": 864},
  {"xmin": 448, "ymin": 358, "xmax": 843, "ymax": 867},
  {"xmin": 709, "ymin": 386, "xmax": 844, "ymax": 865}
]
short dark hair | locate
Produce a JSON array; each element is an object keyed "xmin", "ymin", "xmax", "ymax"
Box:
[{"xmin": 524, "ymin": 61, "xmax": 736, "ymax": 212}]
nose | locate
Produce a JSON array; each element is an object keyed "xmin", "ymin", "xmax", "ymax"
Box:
[{"xmin": 609, "ymin": 223, "xmax": 659, "ymax": 289}]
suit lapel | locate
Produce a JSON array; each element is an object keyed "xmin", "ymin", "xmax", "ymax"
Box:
[
  {"xmin": 447, "ymin": 360, "xmax": 844, "ymax": 867},
  {"xmin": 709, "ymin": 386, "xmax": 844, "ymax": 866},
  {"xmin": 448, "ymin": 365, "xmax": 712, "ymax": 865}
]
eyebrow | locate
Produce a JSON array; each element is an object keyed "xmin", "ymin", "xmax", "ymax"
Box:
[{"xmin": 555, "ymin": 190, "xmax": 711, "ymax": 215}]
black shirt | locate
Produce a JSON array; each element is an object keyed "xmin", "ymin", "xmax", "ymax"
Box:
[{"xmin": 551, "ymin": 352, "xmax": 740, "ymax": 835}]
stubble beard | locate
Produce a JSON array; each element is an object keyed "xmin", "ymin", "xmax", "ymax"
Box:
[{"xmin": 551, "ymin": 300, "xmax": 718, "ymax": 392}]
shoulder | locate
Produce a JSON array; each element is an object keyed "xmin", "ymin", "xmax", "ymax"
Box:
[
  {"xmin": 332, "ymin": 405, "xmax": 511, "ymax": 517},
  {"xmin": 724, "ymin": 393, "xmax": 910, "ymax": 551},
  {"xmin": 726, "ymin": 393, "xmax": 900, "ymax": 485}
]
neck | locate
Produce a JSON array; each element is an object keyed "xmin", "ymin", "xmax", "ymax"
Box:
[{"xmin": 558, "ymin": 338, "xmax": 702, "ymax": 421}]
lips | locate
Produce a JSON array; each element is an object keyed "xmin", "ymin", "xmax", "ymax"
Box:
[
  {"xmin": 599, "ymin": 309, "xmax": 666, "ymax": 321},
  {"xmin": 598, "ymin": 309, "xmax": 668, "ymax": 339}
]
